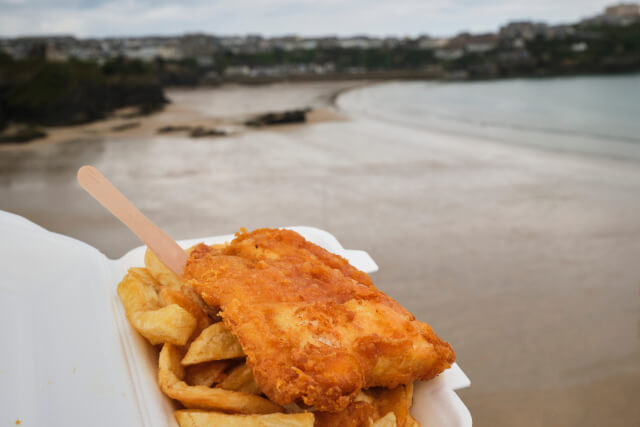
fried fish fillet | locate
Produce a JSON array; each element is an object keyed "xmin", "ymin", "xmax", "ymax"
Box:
[{"xmin": 183, "ymin": 228, "xmax": 455, "ymax": 412}]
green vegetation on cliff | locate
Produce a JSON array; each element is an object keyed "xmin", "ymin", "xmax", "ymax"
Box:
[{"xmin": 0, "ymin": 56, "xmax": 167, "ymax": 129}]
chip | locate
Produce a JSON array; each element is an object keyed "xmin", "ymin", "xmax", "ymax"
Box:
[
  {"xmin": 159, "ymin": 343, "xmax": 282, "ymax": 414},
  {"xmin": 132, "ymin": 304, "xmax": 197, "ymax": 346},
  {"xmin": 117, "ymin": 270, "xmax": 161, "ymax": 315},
  {"xmin": 160, "ymin": 287, "xmax": 210, "ymax": 336},
  {"xmin": 182, "ymin": 322, "xmax": 244, "ymax": 365},
  {"xmin": 174, "ymin": 410, "xmax": 315, "ymax": 427},
  {"xmin": 145, "ymin": 248, "xmax": 221, "ymax": 321},
  {"xmin": 313, "ymin": 401, "xmax": 376, "ymax": 427},
  {"xmin": 372, "ymin": 412, "xmax": 397, "ymax": 427},
  {"xmin": 145, "ymin": 248, "xmax": 184, "ymax": 289},
  {"xmin": 185, "ymin": 361, "xmax": 230, "ymax": 387},
  {"xmin": 217, "ymin": 363, "xmax": 261, "ymax": 394},
  {"xmin": 117, "ymin": 270, "xmax": 197, "ymax": 346},
  {"xmin": 368, "ymin": 383, "xmax": 413, "ymax": 427},
  {"xmin": 128, "ymin": 267, "xmax": 163, "ymax": 291},
  {"xmin": 314, "ymin": 384, "xmax": 414, "ymax": 427},
  {"xmin": 404, "ymin": 415, "xmax": 420, "ymax": 427},
  {"xmin": 117, "ymin": 249, "xmax": 423, "ymax": 426}
]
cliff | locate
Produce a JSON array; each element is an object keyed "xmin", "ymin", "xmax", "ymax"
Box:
[{"xmin": 0, "ymin": 58, "xmax": 167, "ymax": 128}]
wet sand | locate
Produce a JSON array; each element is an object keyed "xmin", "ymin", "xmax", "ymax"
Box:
[{"xmin": 1, "ymin": 81, "xmax": 639, "ymax": 426}]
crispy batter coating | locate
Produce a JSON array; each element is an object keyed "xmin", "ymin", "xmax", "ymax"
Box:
[{"xmin": 183, "ymin": 228, "xmax": 455, "ymax": 412}]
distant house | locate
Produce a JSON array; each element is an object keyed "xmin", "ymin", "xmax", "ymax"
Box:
[
  {"xmin": 464, "ymin": 33, "xmax": 498, "ymax": 53},
  {"xmin": 338, "ymin": 37, "xmax": 383, "ymax": 49},
  {"xmin": 45, "ymin": 43, "xmax": 69, "ymax": 62},
  {"xmin": 497, "ymin": 49, "xmax": 531, "ymax": 64},
  {"xmin": 499, "ymin": 21, "xmax": 548, "ymax": 40},
  {"xmin": 546, "ymin": 25, "xmax": 576, "ymax": 39},
  {"xmin": 605, "ymin": 3, "xmax": 640, "ymax": 17},
  {"xmin": 417, "ymin": 37, "xmax": 448, "ymax": 50},
  {"xmin": 123, "ymin": 44, "xmax": 182, "ymax": 62},
  {"xmin": 316, "ymin": 37, "xmax": 339, "ymax": 49},
  {"xmin": 581, "ymin": 2, "xmax": 640, "ymax": 26},
  {"xmin": 434, "ymin": 48, "xmax": 464, "ymax": 60},
  {"xmin": 224, "ymin": 65, "xmax": 250, "ymax": 77},
  {"xmin": 435, "ymin": 32, "xmax": 497, "ymax": 59},
  {"xmin": 571, "ymin": 42, "xmax": 588, "ymax": 52}
]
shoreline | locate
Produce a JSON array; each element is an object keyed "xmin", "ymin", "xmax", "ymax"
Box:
[
  {"xmin": 337, "ymin": 76, "xmax": 640, "ymax": 165},
  {"xmin": 0, "ymin": 80, "xmax": 368, "ymax": 151},
  {"xmin": 5, "ymin": 74, "xmax": 639, "ymax": 167}
]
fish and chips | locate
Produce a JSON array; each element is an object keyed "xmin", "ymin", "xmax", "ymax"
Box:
[{"xmin": 117, "ymin": 228, "xmax": 455, "ymax": 426}]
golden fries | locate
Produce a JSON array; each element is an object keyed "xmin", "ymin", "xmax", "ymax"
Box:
[
  {"xmin": 372, "ymin": 412, "xmax": 397, "ymax": 427},
  {"xmin": 159, "ymin": 344, "xmax": 282, "ymax": 414},
  {"xmin": 117, "ymin": 253, "xmax": 422, "ymax": 427},
  {"xmin": 118, "ymin": 270, "xmax": 161, "ymax": 314},
  {"xmin": 145, "ymin": 248, "xmax": 184, "ymax": 289},
  {"xmin": 218, "ymin": 363, "xmax": 261, "ymax": 394},
  {"xmin": 174, "ymin": 410, "xmax": 315, "ymax": 427},
  {"xmin": 118, "ymin": 270, "xmax": 197, "ymax": 346},
  {"xmin": 182, "ymin": 322, "xmax": 244, "ymax": 365},
  {"xmin": 405, "ymin": 416, "xmax": 420, "ymax": 427},
  {"xmin": 159, "ymin": 287, "xmax": 211, "ymax": 336},
  {"xmin": 131, "ymin": 304, "xmax": 197, "ymax": 346},
  {"xmin": 314, "ymin": 400, "xmax": 376, "ymax": 427},
  {"xmin": 368, "ymin": 383, "xmax": 413, "ymax": 427},
  {"xmin": 314, "ymin": 384, "xmax": 415, "ymax": 427},
  {"xmin": 128, "ymin": 267, "xmax": 163, "ymax": 291},
  {"xmin": 185, "ymin": 360, "xmax": 230, "ymax": 387}
]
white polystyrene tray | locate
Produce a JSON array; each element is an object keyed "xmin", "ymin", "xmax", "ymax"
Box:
[{"xmin": 0, "ymin": 210, "xmax": 471, "ymax": 426}]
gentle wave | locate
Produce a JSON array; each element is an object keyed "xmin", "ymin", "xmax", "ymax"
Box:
[{"xmin": 338, "ymin": 75, "xmax": 640, "ymax": 161}]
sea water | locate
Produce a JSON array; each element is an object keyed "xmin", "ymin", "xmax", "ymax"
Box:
[{"xmin": 338, "ymin": 73, "xmax": 640, "ymax": 161}]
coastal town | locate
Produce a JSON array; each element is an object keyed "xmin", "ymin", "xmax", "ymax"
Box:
[
  {"xmin": 1, "ymin": 2, "xmax": 639, "ymax": 81},
  {"xmin": 1, "ymin": 2, "xmax": 639, "ymax": 142}
]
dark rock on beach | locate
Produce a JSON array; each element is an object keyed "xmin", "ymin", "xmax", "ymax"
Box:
[
  {"xmin": 245, "ymin": 108, "xmax": 310, "ymax": 127},
  {"xmin": 0, "ymin": 103, "xmax": 6, "ymax": 131},
  {"xmin": 157, "ymin": 125, "xmax": 193, "ymax": 133},
  {"xmin": 110, "ymin": 122, "xmax": 140, "ymax": 132},
  {"xmin": 157, "ymin": 124, "xmax": 227, "ymax": 138},
  {"xmin": 189, "ymin": 127, "xmax": 227, "ymax": 138},
  {"xmin": 0, "ymin": 125, "xmax": 47, "ymax": 144}
]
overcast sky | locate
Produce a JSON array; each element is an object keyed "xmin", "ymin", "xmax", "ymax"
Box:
[{"xmin": 0, "ymin": 0, "xmax": 620, "ymax": 38}]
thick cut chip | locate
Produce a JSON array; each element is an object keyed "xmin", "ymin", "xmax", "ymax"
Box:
[
  {"xmin": 146, "ymin": 248, "xmax": 221, "ymax": 320},
  {"xmin": 118, "ymin": 270, "xmax": 161, "ymax": 315},
  {"xmin": 145, "ymin": 248, "xmax": 184, "ymax": 289},
  {"xmin": 182, "ymin": 322, "xmax": 244, "ymax": 365},
  {"xmin": 159, "ymin": 344, "xmax": 281, "ymax": 414},
  {"xmin": 160, "ymin": 287, "xmax": 211, "ymax": 336},
  {"xmin": 367, "ymin": 383, "xmax": 413, "ymax": 427},
  {"xmin": 118, "ymin": 269, "xmax": 197, "ymax": 346},
  {"xmin": 174, "ymin": 410, "xmax": 314, "ymax": 427},
  {"xmin": 315, "ymin": 384, "xmax": 414, "ymax": 427},
  {"xmin": 185, "ymin": 361, "xmax": 230, "ymax": 387},
  {"xmin": 132, "ymin": 304, "xmax": 197, "ymax": 346},
  {"xmin": 404, "ymin": 416, "xmax": 420, "ymax": 427},
  {"xmin": 218, "ymin": 363, "xmax": 261, "ymax": 394},
  {"xmin": 313, "ymin": 401, "xmax": 376, "ymax": 427},
  {"xmin": 128, "ymin": 267, "xmax": 163, "ymax": 292},
  {"xmin": 372, "ymin": 412, "xmax": 397, "ymax": 427},
  {"xmin": 183, "ymin": 229, "xmax": 455, "ymax": 411}
]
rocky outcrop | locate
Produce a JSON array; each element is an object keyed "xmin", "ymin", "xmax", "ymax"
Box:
[
  {"xmin": 0, "ymin": 102, "xmax": 5, "ymax": 131},
  {"xmin": 245, "ymin": 108, "xmax": 309, "ymax": 127},
  {"xmin": 0, "ymin": 61, "xmax": 167, "ymax": 127},
  {"xmin": 157, "ymin": 125, "xmax": 227, "ymax": 138},
  {"xmin": 0, "ymin": 125, "xmax": 46, "ymax": 144}
]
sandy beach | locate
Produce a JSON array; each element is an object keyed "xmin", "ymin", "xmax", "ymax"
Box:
[{"xmin": 1, "ymin": 81, "xmax": 639, "ymax": 426}]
